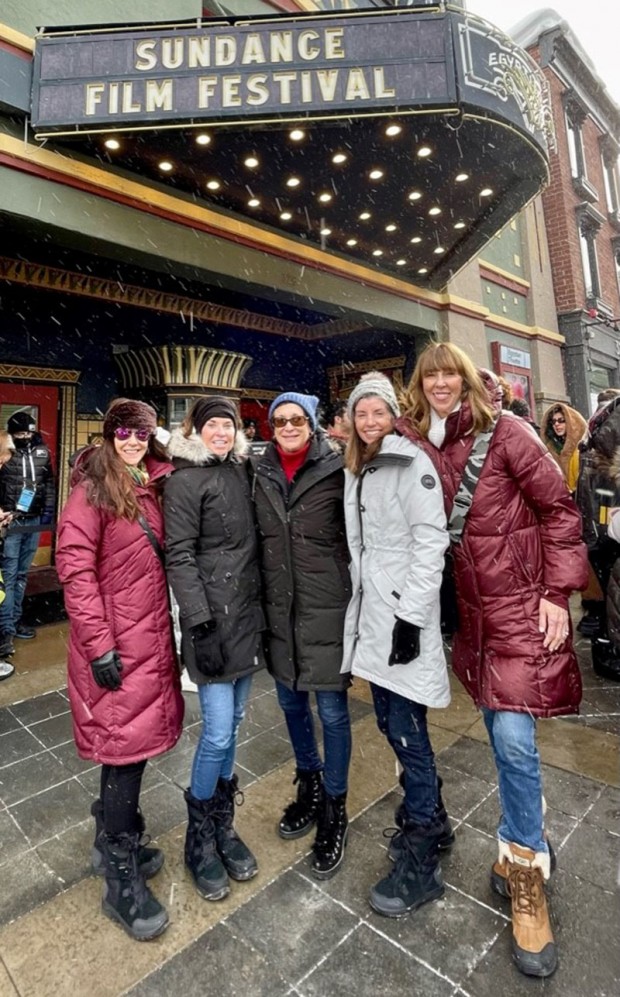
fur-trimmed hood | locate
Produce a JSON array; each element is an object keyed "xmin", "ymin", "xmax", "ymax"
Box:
[{"xmin": 167, "ymin": 426, "xmax": 248, "ymax": 465}]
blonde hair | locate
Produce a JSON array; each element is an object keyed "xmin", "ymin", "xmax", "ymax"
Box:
[
  {"xmin": 0, "ymin": 429, "xmax": 14, "ymax": 461},
  {"xmin": 345, "ymin": 395, "xmax": 395, "ymax": 477},
  {"xmin": 400, "ymin": 341, "xmax": 495, "ymax": 436}
]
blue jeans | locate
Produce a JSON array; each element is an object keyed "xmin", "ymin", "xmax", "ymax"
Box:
[
  {"xmin": 275, "ymin": 682, "xmax": 351, "ymax": 797},
  {"xmin": 482, "ymin": 708, "xmax": 548, "ymax": 854},
  {"xmin": 191, "ymin": 675, "xmax": 253, "ymax": 800},
  {"xmin": 0, "ymin": 517, "xmax": 41, "ymax": 635},
  {"xmin": 370, "ymin": 683, "xmax": 438, "ymax": 826}
]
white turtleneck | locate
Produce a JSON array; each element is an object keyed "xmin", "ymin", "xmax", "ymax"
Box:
[{"xmin": 428, "ymin": 402, "xmax": 461, "ymax": 449}]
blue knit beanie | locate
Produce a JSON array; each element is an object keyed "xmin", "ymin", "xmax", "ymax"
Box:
[{"xmin": 269, "ymin": 392, "xmax": 319, "ymax": 431}]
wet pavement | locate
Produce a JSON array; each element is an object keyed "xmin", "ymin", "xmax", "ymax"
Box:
[{"xmin": 0, "ymin": 610, "xmax": 618, "ymax": 996}]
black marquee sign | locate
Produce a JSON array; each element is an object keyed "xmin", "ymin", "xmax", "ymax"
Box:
[{"xmin": 30, "ymin": 9, "xmax": 554, "ymax": 156}]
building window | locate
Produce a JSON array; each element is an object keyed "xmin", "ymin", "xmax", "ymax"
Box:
[
  {"xmin": 564, "ymin": 91, "xmax": 598, "ymax": 203},
  {"xmin": 601, "ymin": 137, "xmax": 620, "ymax": 228},
  {"xmin": 576, "ymin": 203, "xmax": 605, "ymax": 303},
  {"xmin": 566, "ymin": 111, "xmax": 586, "ymax": 181}
]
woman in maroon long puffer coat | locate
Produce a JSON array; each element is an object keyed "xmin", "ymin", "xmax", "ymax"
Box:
[
  {"xmin": 56, "ymin": 399, "xmax": 184, "ymax": 943},
  {"xmin": 398, "ymin": 343, "xmax": 588, "ymax": 981}
]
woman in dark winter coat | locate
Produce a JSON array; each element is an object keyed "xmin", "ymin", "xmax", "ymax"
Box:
[
  {"xmin": 399, "ymin": 343, "xmax": 588, "ymax": 980},
  {"xmin": 252, "ymin": 391, "xmax": 352, "ymax": 880},
  {"xmin": 164, "ymin": 397, "xmax": 264, "ymax": 903},
  {"xmin": 576, "ymin": 393, "xmax": 620, "ymax": 681},
  {"xmin": 342, "ymin": 372, "xmax": 452, "ymax": 920},
  {"xmin": 56, "ymin": 399, "xmax": 184, "ymax": 943}
]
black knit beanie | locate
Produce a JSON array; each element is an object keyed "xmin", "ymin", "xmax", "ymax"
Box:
[{"xmin": 192, "ymin": 397, "xmax": 239, "ymax": 433}]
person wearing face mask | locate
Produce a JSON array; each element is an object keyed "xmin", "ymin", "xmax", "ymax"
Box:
[
  {"xmin": 342, "ymin": 372, "xmax": 452, "ymax": 920},
  {"xmin": 541, "ymin": 402, "xmax": 587, "ymax": 494},
  {"xmin": 55, "ymin": 399, "xmax": 184, "ymax": 942},
  {"xmin": 0, "ymin": 410, "xmax": 55, "ymax": 657},
  {"xmin": 164, "ymin": 397, "xmax": 265, "ymax": 903},
  {"xmin": 398, "ymin": 343, "xmax": 588, "ymax": 979},
  {"xmin": 252, "ymin": 391, "xmax": 352, "ymax": 880}
]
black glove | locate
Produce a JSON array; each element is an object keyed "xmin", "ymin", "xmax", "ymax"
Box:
[
  {"xmin": 388, "ymin": 619, "xmax": 421, "ymax": 666},
  {"xmin": 191, "ymin": 621, "xmax": 226, "ymax": 678},
  {"xmin": 90, "ymin": 650, "xmax": 123, "ymax": 690}
]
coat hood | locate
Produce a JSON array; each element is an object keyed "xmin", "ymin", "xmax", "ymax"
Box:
[
  {"xmin": 541, "ymin": 403, "xmax": 587, "ymax": 452},
  {"xmin": 167, "ymin": 426, "xmax": 248, "ymax": 465}
]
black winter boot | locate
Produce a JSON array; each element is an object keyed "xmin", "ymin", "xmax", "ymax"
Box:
[
  {"xmin": 371, "ymin": 822, "xmax": 445, "ymax": 918},
  {"xmin": 309, "ymin": 792, "xmax": 348, "ymax": 880},
  {"xmin": 100, "ymin": 832, "xmax": 169, "ymax": 941},
  {"xmin": 90, "ymin": 800, "xmax": 164, "ymax": 879},
  {"xmin": 278, "ymin": 769, "xmax": 324, "ymax": 839},
  {"xmin": 591, "ymin": 638, "xmax": 620, "ymax": 682},
  {"xmin": 388, "ymin": 774, "xmax": 454, "ymax": 862},
  {"xmin": 184, "ymin": 789, "xmax": 230, "ymax": 901},
  {"xmin": 213, "ymin": 775, "xmax": 258, "ymax": 881}
]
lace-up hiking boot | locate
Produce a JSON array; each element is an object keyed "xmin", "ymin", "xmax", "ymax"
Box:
[
  {"xmin": 90, "ymin": 800, "xmax": 164, "ymax": 879},
  {"xmin": 213, "ymin": 775, "xmax": 258, "ymax": 881},
  {"xmin": 504, "ymin": 842, "xmax": 557, "ymax": 978},
  {"xmin": 100, "ymin": 832, "xmax": 169, "ymax": 941},
  {"xmin": 184, "ymin": 789, "xmax": 230, "ymax": 901},
  {"xmin": 278, "ymin": 769, "xmax": 324, "ymax": 839},
  {"xmin": 371, "ymin": 823, "xmax": 444, "ymax": 918},
  {"xmin": 309, "ymin": 792, "xmax": 348, "ymax": 880},
  {"xmin": 388, "ymin": 774, "xmax": 454, "ymax": 862},
  {"xmin": 491, "ymin": 837, "xmax": 556, "ymax": 899}
]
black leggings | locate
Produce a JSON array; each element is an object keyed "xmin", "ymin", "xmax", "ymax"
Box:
[{"xmin": 100, "ymin": 760, "xmax": 147, "ymax": 836}]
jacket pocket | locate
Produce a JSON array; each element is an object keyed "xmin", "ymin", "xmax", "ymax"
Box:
[{"xmin": 373, "ymin": 567, "xmax": 401, "ymax": 609}]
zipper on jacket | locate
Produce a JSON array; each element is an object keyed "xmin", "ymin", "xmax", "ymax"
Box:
[{"xmin": 351, "ymin": 471, "xmax": 368, "ymax": 650}]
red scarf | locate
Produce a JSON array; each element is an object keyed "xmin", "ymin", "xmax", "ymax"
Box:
[{"xmin": 276, "ymin": 441, "xmax": 311, "ymax": 482}]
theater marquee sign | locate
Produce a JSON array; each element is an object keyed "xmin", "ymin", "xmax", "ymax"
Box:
[{"xmin": 30, "ymin": 10, "xmax": 553, "ymax": 154}]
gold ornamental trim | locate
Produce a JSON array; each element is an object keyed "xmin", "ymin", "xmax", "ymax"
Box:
[
  {"xmin": 0, "ymin": 362, "xmax": 79, "ymax": 383},
  {"xmin": 0, "ymin": 256, "xmax": 366, "ymax": 341}
]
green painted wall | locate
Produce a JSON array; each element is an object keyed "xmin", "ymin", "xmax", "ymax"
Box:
[{"xmin": 2, "ymin": 1, "xmax": 201, "ymax": 37}]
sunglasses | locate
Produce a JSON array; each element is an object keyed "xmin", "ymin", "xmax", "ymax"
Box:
[
  {"xmin": 113, "ymin": 426, "xmax": 152, "ymax": 442},
  {"xmin": 271, "ymin": 415, "xmax": 308, "ymax": 428},
  {"xmin": 551, "ymin": 417, "xmax": 565, "ymax": 425}
]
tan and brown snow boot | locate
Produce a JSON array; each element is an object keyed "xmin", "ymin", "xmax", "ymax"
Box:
[{"xmin": 502, "ymin": 841, "xmax": 557, "ymax": 978}]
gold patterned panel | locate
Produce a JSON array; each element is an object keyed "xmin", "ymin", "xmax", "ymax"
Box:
[{"xmin": 0, "ymin": 363, "xmax": 79, "ymax": 383}]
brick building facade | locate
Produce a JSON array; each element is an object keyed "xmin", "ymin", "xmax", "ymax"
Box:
[{"xmin": 515, "ymin": 10, "xmax": 620, "ymax": 415}]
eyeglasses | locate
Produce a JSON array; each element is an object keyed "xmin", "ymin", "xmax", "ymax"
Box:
[
  {"xmin": 551, "ymin": 417, "xmax": 565, "ymax": 425},
  {"xmin": 113, "ymin": 426, "xmax": 152, "ymax": 442},
  {"xmin": 271, "ymin": 415, "xmax": 308, "ymax": 428}
]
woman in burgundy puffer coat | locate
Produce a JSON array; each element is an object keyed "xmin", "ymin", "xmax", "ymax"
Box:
[
  {"xmin": 398, "ymin": 342, "xmax": 588, "ymax": 981},
  {"xmin": 56, "ymin": 399, "xmax": 184, "ymax": 943}
]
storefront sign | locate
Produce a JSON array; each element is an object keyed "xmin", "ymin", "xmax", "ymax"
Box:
[{"xmin": 31, "ymin": 12, "xmax": 455, "ymax": 131}]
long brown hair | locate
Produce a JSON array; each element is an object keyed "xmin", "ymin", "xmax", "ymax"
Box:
[
  {"xmin": 400, "ymin": 341, "xmax": 494, "ymax": 436},
  {"xmin": 345, "ymin": 399, "xmax": 395, "ymax": 477},
  {"xmin": 84, "ymin": 435, "xmax": 168, "ymax": 520}
]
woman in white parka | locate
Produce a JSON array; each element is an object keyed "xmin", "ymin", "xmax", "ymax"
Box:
[{"xmin": 341, "ymin": 371, "xmax": 451, "ymax": 919}]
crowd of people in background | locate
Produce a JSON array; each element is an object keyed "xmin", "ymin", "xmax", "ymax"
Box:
[{"xmin": 4, "ymin": 348, "xmax": 620, "ymax": 980}]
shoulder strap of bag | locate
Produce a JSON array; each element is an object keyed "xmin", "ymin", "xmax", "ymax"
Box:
[
  {"xmin": 448, "ymin": 418, "xmax": 498, "ymax": 544},
  {"xmin": 137, "ymin": 514, "xmax": 165, "ymax": 564}
]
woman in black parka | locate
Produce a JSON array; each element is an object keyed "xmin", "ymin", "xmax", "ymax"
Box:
[
  {"xmin": 164, "ymin": 397, "xmax": 265, "ymax": 903},
  {"xmin": 252, "ymin": 391, "xmax": 352, "ymax": 881}
]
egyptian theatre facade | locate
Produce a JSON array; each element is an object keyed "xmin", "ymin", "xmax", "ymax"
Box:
[{"xmin": 0, "ymin": 0, "xmax": 563, "ymax": 564}]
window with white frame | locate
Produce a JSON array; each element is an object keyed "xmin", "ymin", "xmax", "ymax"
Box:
[
  {"xmin": 601, "ymin": 137, "xmax": 620, "ymax": 219},
  {"xmin": 576, "ymin": 205, "xmax": 603, "ymax": 301},
  {"xmin": 565, "ymin": 92, "xmax": 587, "ymax": 180}
]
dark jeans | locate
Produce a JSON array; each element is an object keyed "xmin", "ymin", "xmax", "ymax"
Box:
[
  {"xmin": 370, "ymin": 683, "xmax": 438, "ymax": 826},
  {"xmin": 0, "ymin": 516, "xmax": 41, "ymax": 636},
  {"xmin": 100, "ymin": 760, "xmax": 147, "ymax": 836},
  {"xmin": 275, "ymin": 681, "xmax": 351, "ymax": 797}
]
